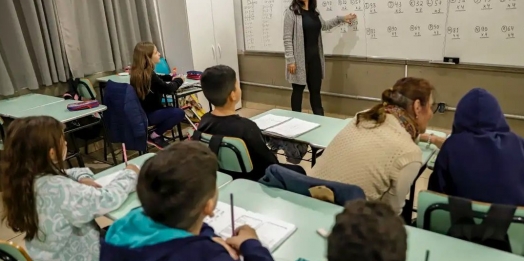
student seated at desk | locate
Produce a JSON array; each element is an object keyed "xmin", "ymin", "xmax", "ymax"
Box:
[
  {"xmin": 309, "ymin": 77, "xmax": 436, "ymax": 214},
  {"xmin": 100, "ymin": 142, "xmax": 274, "ymax": 261},
  {"xmin": 328, "ymin": 200, "xmax": 407, "ymax": 261},
  {"xmin": 131, "ymin": 42, "xmax": 186, "ymax": 149},
  {"xmin": 430, "ymin": 88, "xmax": 524, "ymax": 206},
  {"xmin": 197, "ymin": 65, "xmax": 305, "ymax": 180},
  {"xmin": 0, "ymin": 116, "xmax": 139, "ymax": 261}
]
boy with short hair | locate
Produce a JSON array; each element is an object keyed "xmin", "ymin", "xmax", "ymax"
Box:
[
  {"xmin": 197, "ymin": 65, "xmax": 279, "ymax": 179},
  {"xmin": 99, "ymin": 142, "xmax": 274, "ymax": 261},
  {"xmin": 328, "ymin": 200, "xmax": 407, "ymax": 261}
]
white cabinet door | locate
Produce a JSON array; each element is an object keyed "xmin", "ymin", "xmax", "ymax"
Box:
[
  {"xmin": 186, "ymin": 0, "xmax": 217, "ymax": 71},
  {"xmin": 211, "ymin": 0, "xmax": 241, "ymax": 109}
]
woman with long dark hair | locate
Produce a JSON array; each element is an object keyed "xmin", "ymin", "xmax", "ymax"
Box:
[{"xmin": 283, "ymin": 0, "xmax": 356, "ymax": 115}]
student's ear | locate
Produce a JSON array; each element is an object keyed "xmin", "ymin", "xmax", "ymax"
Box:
[
  {"xmin": 49, "ymin": 148, "xmax": 57, "ymax": 162},
  {"xmin": 413, "ymin": 99, "xmax": 422, "ymax": 118},
  {"xmin": 203, "ymin": 188, "xmax": 218, "ymax": 217}
]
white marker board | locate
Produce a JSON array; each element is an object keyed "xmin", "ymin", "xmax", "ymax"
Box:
[{"xmin": 240, "ymin": 0, "xmax": 524, "ymax": 67}]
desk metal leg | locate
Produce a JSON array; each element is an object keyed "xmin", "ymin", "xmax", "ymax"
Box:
[
  {"xmin": 68, "ymin": 133, "xmax": 85, "ymax": 167},
  {"xmin": 402, "ymin": 164, "xmax": 427, "ymax": 224},
  {"xmin": 311, "ymin": 147, "xmax": 318, "ymax": 167},
  {"xmin": 100, "ymin": 117, "xmax": 117, "ymax": 165}
]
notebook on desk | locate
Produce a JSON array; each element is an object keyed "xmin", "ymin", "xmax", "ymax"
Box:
[
  {"xmin": 253, "ymin": 114, "xmax": 292, "ymax": 130},
  {"xmin": 264, "ymin": 118, "xmax": 320, "ymax": 138},
  {"xmin": 204, "ymin": 202, "xmax": 296, "ymax": 252}
]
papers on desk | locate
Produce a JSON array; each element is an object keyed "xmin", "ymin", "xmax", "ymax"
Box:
[
  {"xmin": 95, "ymin": 172, "xmax": 121, "ymax": 187},
  {"xmin": 253, "ymin": 114, "xmax": 291, "ymax": 130},
  {"xmin": 204, "ymin": 202, "xmax": 296, "ymax": 252},
  {"xmin": 265, "ymin": 118, "xmax": 320, "ymax": 138}
]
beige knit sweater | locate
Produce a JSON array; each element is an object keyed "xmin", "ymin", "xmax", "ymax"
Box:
[{"xmin": 310, "ymin": 114, "xmax": 422, "ymax": 206}]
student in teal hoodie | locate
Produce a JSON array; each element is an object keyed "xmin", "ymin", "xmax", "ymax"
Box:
[{"xmin": 100, "ymin": 141, "xmax": 274, "ymax": 261}]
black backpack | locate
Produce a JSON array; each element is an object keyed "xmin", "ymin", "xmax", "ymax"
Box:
[{"xmin": 447, "ymin": 196, "xmax": 516, "ymax": 252}]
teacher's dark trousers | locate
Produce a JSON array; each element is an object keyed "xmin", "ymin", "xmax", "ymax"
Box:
[{"xmin": 291, "ymin": 55, "xmax": 324, "ymax": 116}]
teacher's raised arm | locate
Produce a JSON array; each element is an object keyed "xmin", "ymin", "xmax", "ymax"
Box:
[{"xmin": 283, "ymin": 0, "xmax": 356, "ymax": 116}]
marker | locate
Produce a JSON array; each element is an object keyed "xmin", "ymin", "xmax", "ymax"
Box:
[
  {"xmin": 316, "ymin": 228, "xmax": 329, "ymax": 238},
  {"xmin": 230, "ymin": 193, "xmax": 235, "ymax": 236},
  {"xmin": 425, "ymin": 250, "xmax": 430, "ymax": 261},
  {"xmin": 122, "ymin": 143, "xmax": 128, "ymax": 166}
]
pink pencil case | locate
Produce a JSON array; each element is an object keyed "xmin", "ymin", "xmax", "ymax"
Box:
[{"xmin": 67, "ymin": 100, "xmax": 100, "ymax": 111}]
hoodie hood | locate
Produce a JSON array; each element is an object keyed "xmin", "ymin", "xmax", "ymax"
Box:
[
  {"xmin": 105, "ymin": 208, "xmax": 192, "ymax": 248},
  {"xmin": 452, "ymin": 88, "xmax": 509, "ymax": 134}
]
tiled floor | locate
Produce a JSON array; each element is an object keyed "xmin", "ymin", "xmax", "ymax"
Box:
[{"xmin": 0, "ymin": 106, "xmax": 445, "ymax": 250}]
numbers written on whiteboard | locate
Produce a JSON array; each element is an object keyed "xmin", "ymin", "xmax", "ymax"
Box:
[
  {"xmin": 387, "ymin": 1, "xmax": 403, "ymax": 13},
  {"xmin": 410, "ymin": 25, "xmax": 421, "ymax": 37},
  {"xmin": 447, "ymin": 26, "xmax": 460, "ymax": 39},
  {"xmin": 322, "ymin": 0, "xmax": 333, "ymax": 11},
  {"xmin": 351, "ymin": 0, "xmax": 364, "ymax": 11},
  {"xmin": 428, "ymin": 24, "xmax": 441, "ymax": 36},
  {"xmin": 475, "ymin": 26, "xmax": 489, "ymax": 39},
  {"xmin": 387, "ymin": 26, "xmax": 398, "ymax": 37},
  {"xmin": 350, "ymin": 20, "xmax": 359, "ymax": 31},
  {"xmin": 426, "ymin": 0, "xmax": 444, "ymax": 14},
  {"xmin": 501, "ymin": 25, "xmax": 515, "ymax": 39},
  {"xmin": 338, "ymin": 0, "xmax": 349, "ymax": 11},
  {"xmin": 474, "ymin": 0, "xmax": 492, "ymax": 10},
  {"xmin": 409, "ymin": 0, "xmax": 424, "ymax": 13},
  {"xmin": 366, "ymin": 28, "xmax": 377, "ymax": 39},
  {"xmin": 450, "ymin": 0, "xmax": 466, "ymax": 12},
  {"xmin": 500, "ymin": 0, "xmax": 517, "ymax": 10},
  {"xmin": 365, "ymin": 2, "xmax": 377, "ymax": 14}
]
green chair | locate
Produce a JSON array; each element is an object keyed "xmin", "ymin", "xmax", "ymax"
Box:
[
  {"xmin": 0, "ymin": 240, "xmax": 32, "ymax": 261},
  {"xmin": 189, "ymin": 130, "xmax": 253, "ymax": 177},
  {"xmin": 417, "ymin": 190, "xmax": 524, "ymax": 255}
]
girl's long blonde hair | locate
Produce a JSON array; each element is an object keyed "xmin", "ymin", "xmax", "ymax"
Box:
[
  {"xmin": 0, "ymin": 116, "xmax": 66, "ymax": 241},
  {"xmin": 130, "ymin": 42, "xmax": 156, "ymax": 100}
]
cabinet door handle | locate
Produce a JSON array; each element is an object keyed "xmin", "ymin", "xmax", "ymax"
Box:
[{"xmin": 218, "ymin": 44, "xmax": 222, "ymax": 58}]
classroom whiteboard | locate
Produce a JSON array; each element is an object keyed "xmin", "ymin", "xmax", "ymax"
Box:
[{"xmin": 240, "ymin": 0, "xmax": 524, "ymax": 67}]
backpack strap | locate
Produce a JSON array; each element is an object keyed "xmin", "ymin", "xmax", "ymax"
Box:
[
  {"xmin": 191, "ymin": 130, "xmax": 202, "ymax": 141},
  {"xmin": 479, "ymin": 204, "xmax": 516, "ymax": 241},
  {"xmin": 448, "ymin": 196, "xmax": 476, "ymax": 239},
  {"xmin": 208, "ymin": 135, "xmax": 224, "ymax": 156}
]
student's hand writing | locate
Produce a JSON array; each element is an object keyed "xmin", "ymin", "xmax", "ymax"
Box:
[
  {"xmin": 287, "ymin": 63, "xmax": 296, "ymax": 74},
  {"xmin": 212, "ymin": 237, "xmax": 239, "ymax": 260},
  {"xmin": 79, "ymin": 178, "xmax": 102, "ymax": 188},
  {"xmin": 344, "ymin": 13, "xmax": 357, "ymax": 23},
  {"xmin": 125, "ymin": 164, "xmax": 140, "ymax": 174},
  {"xmin": 225, "ymin": 225, "xmax": 259, "ymax": 250}
]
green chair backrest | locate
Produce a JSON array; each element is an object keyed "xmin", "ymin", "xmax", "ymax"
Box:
[
  {"xmin": 0, "ymin": 241, "xmax": 32, "ymax": 261},
  {"xmin": 417, "ymin": 190, "xmax": 524, "ymax": 255},
  {"xmin": 189, "ymin": 129, "xmax": 253, "ymax": 174},
  {"xmin": 77, "ymin": 78, "xmax": 97, "ymax": 100}
]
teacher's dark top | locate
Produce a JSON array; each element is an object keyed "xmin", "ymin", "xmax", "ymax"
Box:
[{"xmin": 301, "ymin": 8, "xmax": 322, "ymax": 61}]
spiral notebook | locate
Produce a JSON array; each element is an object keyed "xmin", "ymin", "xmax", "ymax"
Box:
[
  {"xmin": 252, "ymin": 114, "xmax": 291, "ymax": 130},
  {"xmin": 204, "ymin": 202, "xmax": 296, "ymax": 252}
]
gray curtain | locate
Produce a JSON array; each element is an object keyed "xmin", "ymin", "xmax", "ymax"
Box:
[
  {"xmin": 0, "ymin": 0, "xmax": 69, "ymax": 96},
  {"xmin": 55, "ymin": 0, "xmax": 162, "ymax": 78}
]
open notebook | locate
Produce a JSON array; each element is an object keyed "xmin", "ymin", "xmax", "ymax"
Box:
[
  {"xmin": 252, "ymin": 114, "xmax": 291, "ymax": 130},
  {"xmin": 204, "ymin": 202, "xmax": 296, "ymax": 252},
  {"xmin": 264, "ymin": 118, "xmax": 320, "ymax": 138}
]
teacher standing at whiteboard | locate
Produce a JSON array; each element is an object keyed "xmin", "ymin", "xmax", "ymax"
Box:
[{"xmin": 284, "ymin": 0, "xmax": 356, "ymax": 115}]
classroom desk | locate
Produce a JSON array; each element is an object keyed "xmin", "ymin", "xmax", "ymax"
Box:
[
  {"xmin": 0, "ymin": 93, "xmax": 63, "ymax": 118},
  {"xmin": 96, "ymin": 75, "xmax": 202, "ymax": 106},
  {"xmin": 250, "ymin": 109, "xmax": 351, "ymax": 166},
  {"xmin": 219, "ymin": 179, "xmax": 524, "ymax": 261},
  {"xmin": 1, "ymin": 99, "xmax": 113, "ymax": 166},
  {"xmin": 96, "ymin": 153, "xmax": 233, "ymax": 220}
]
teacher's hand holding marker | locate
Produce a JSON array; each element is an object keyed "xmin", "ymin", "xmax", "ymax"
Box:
[{"xmin": 344, "ymin": 13, "xmax": 357, "ymax": 24}]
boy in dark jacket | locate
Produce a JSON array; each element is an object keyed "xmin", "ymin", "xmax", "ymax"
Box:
[{"xmin": 99, "ymin": 141, "xmax": 274, "ymax": 261}]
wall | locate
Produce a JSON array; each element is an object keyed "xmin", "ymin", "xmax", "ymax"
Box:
[{"xmin": 238, "ymin": 53, "xmax": 524, "ymax": 135}]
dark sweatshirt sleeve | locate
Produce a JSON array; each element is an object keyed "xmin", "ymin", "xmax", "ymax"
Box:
[
  {"xmin": 244, "ymin": 120, "xmax": 278, "ymax": 165},
  {"xmin": 150, "ymin": 73, "xmax": 184, "ymax": 94},
  {"xmin": 158, "ymin": 73, "xmax": 173, "ymax": 82},
  {"xmin": 200, "ymin": 222, "xmax": 219, "ymax": 237},
  {"xmin": 428, "ymin": 143, "xmax": 452, "ymax": 194},
  {"xmin": 239, "ymin": 239, "xmax": 274, "ymax": 261}
]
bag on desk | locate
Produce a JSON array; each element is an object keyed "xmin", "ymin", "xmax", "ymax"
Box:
[{"xmin": 67, "ymin": 100, "xmax": 100, "ymax": 111}]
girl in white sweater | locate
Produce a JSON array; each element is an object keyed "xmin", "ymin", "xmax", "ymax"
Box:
[{"xmin": 310, "ymin": 77, "xmax": 436, "ymax": 214}]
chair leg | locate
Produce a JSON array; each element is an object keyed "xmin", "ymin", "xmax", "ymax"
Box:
[
  {"xmin": 100, "ymin": 117, "xmax": 117, "ymax": 165},
  {"xmin": 177, "ymin": 123, "xmax": 184, "ymax": 141},
  {"xmin": 69, "ymin": 135, "xmax": 85, "ymax": 167}
]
